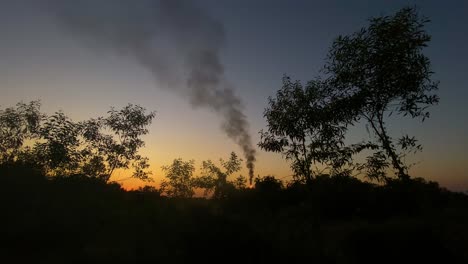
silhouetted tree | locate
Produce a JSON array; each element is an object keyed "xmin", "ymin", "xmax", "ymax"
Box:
[
  {"xmin": 133, "ymin": 185, "xmax": 161, "ymax": 198},
  {"xmin": 79, "ymin": 104, "xmax": 155, "ymax": 181},
  {"xmin": 0, "ymin": 101, "xmax": 155, "ymax": 182},
  {"xmin": 324, "ymin": 7, "xmax": 439, "ymax": 181},
  {"xmin": 254, "ymin": 175, "xmax": 283, "ymax": 192},
  {"xmin": 160, "ymin": 158, "xmax": 196, "ymax": 198},
  {"xmin": 35, "ymin": 111, "xmax": 82, "ymax": 175},
  {"xmin": 259, "ymin": 77, "xmax": 363, "ymax": 184},
  {"xmin": 233, "ymin": 175, "xmax": 248, "ymax": 189},
  {"xmin": 193, "ymin": 152, "xmax": 242, "ymax": 198},
  {"xmin": 136, "ymin": 185, "xmax": 160, "ymax": 193},
  {"xmin": 0, "ymin": 101, "xmax": 43, "ymax": 164}
]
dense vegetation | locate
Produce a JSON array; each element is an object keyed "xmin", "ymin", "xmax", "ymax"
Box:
[
  {"xmin": 1, "ymin": 7, "xmax": 467, "ymax": 263},
  {"xmin": 1, "ymin": 164, "xmax": 468, "ymax": 263}
]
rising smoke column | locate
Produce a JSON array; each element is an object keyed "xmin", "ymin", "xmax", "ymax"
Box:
[{"xmin": 44, "ymin": 0, "xmax": 256, "ymax": 183}]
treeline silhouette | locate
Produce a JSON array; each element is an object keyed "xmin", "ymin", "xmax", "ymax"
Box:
[
  {"xmin": 2, "ymin": 6, "xmax": 468, "ymax": 263},
  {"xmin": 1, "ymin": 161, "xmax": 468, "ymax": 263}
]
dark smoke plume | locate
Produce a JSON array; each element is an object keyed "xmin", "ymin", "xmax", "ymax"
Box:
[{"xmin": 44, "ymin": 0, "xmax": 256, "ymax": 183}]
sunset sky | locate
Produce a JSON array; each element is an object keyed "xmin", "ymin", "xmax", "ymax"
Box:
[{"xmin": 1, "ymin": 0, "xmax": 467, "ymax": 191}]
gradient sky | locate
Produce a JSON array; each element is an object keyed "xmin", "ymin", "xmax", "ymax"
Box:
[{"xmin": 1, "ymin": 0, "xmax": 467, "ymax": 191}]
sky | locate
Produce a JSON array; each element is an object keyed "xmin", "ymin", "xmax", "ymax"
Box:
[{"xmin": 0, "ymin": 0, "xmax": 467, "ymax": 191}]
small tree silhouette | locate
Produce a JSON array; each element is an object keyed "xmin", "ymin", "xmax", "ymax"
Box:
[
  {"xmin": 193, "ymin": 152, "xmax": 243, "ymax": 198},
  {"xmin": 160, "ymin": 158, "xmax": 196, "ymax": 198},
  {"xmin": 254, "ymin": 176, "xmax": 283, "ymax": 192}
]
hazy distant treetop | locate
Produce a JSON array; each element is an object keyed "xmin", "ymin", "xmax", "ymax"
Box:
[
  {"xmin": 194, "ymin": 152, "xmax": 243, "ymax": 198},
  {"xmin": 160, "ymin": 158, "xmax": 196, "ymax": 198}
]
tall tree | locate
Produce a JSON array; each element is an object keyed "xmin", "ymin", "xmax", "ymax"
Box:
[{"xmin": 324, "ymin": 7, "xmax": 439, "ymax": 180}]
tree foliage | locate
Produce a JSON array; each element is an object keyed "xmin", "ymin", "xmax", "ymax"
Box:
[
  {"xmin": 0, "ymin": 101, "xmax": 155, "ymax": 182},
  {"xmin": 35, "ymin": 111, "xmax": 82, "ymax": 175},
  {"xmin": 0, "ymin": 101, "xmax": 44, "ymax": 164},
  {"xmin": 79, "ymin": 104, "xmax": 155, "ymax": 181},
  {"xmin": 259, "ymin": 77, "xmax": 363, "ymax": 183},
  {"xmin": 260, "ymin": 7, "xmax": 438, "ymax": 183},
  {"xmin": 324, "ymin": 7, "xmax": 439, "ymax": 180},
  {"xmin": 160, "ymin": 158, "xmax": 196, "ymax": 198},
  {"xmin": 254, "ymin": 175, "xmax": 283, "ymax": 192},
  {"xmin": 193, "ymin": 152, "xmax": 243, "ymax": 198},
  {"xmin": 160, "ymin": 153, "xmax": 245, "ymax": 199}
]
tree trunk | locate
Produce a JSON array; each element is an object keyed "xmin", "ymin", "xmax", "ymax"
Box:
[
  {"xmin": 376, "ymin": 118, "xmax": 409, "ymax": 181},
  {"xmin": 381, "ymin": 134, "xmax": 409, "ymax": 180}
]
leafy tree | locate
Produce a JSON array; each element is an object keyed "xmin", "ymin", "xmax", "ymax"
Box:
[
  {"xmin": 193, "ymin": 152, "xmax": 242, "ymax": 198},
  {"xmin": 259, "ymin": 77, "xmax": 363, "ymax": 184},
  {"xmin": 324, "ymin": 7, "xmax": 439, "ymax": 180},
  {"xmin": 136, "ymin": 185, "xmax": 160, "ymax": 193},
  {"xmin": 35, "ymin": 111, "xmax": 81, "ymax": 175},
  {"xmin": 0, "ymin": 101, "xmax": 155, "ymax": 182},
  {"xmin": 79, "ymin": 104, "xmax": 155, "ymax": 182},
  {"xmin": 0, "ymin": 101, "xmax": 43, "ymax": 164},
  {"xmin": 134, "ymin": 185, "xmax": 161, "ymax": 197},
  {"xmin": 160, "ymin": 158, "xmax": 196, "ymax": 198},
  {"xmin": 254, "ymin": 176, "xmax": 283, "ymax": 192}
]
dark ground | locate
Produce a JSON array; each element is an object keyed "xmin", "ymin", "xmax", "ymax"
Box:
[{"xmin": 1, "ymin": 164, "xmax": 467, "ymax": 263}]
